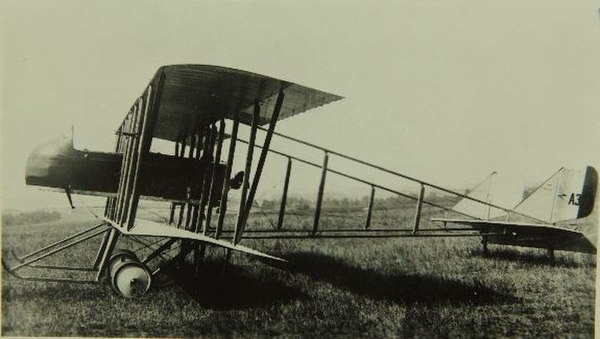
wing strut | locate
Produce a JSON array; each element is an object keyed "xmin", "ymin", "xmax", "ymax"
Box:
[
  {"xmin": 236, "ymin": 101, "xmax": 261, "ymax": 236},
  {"xmin": 233, "ymin": 86, "xmax": 285, "ymax": 245},
  {"xmin": 216, "ymin": 113, "xmax": 240, "ymax": 239}
]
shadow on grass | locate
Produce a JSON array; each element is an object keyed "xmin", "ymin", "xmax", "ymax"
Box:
[
  {"xmin": 469, "ymin": 247, "xmax": 595, "ymax": 269},
  {"xmin": 168, "ymin": 260, "xmax": 306, "ymax": 310},
  {"xmin": 264, "ymin": 251, "xmax": 518, "ymax": 306}
]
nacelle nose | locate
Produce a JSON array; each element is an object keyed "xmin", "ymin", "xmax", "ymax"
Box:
[{"xmin": 25, "ymin": 135, "xmax": 75, "ymax": 187}]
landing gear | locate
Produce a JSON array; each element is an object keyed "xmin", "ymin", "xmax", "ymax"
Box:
[
  {"xmin": 108, "ymin": 250, "xmax": 152, "ymax": 298},
  {"xmin": 547, "ymin": 247, "xmax": 555, "ymax": 261}
]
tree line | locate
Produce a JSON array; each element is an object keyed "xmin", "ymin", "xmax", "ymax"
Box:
[{"xmin": 259, "ymin": 193, "xmax": 460, "ymax": 212}]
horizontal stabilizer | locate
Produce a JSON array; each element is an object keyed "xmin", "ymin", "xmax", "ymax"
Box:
[
  {"xmin": 103, "ymin": 218, "xmax": 286, "ymax": 262},
  {"xmin": 431, "ymin": 218, "xmax": 596, "ymax": 254}
]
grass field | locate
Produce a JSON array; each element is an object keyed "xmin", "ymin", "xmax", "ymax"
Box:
[{"xmin": 1, "ymin": 206, "xmax": 596, "ymax": 337}]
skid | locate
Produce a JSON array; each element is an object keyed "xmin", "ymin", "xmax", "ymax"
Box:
[{"xmin": 2, "ymin": 222, "xmax": 110, "ymax": 284}]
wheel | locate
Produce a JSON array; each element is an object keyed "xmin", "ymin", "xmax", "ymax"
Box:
[
  {"xmin": 107, "ymin": 249, "xmax": 138, "ymax": 276},
  {"xmin": 110, "ymin": 260, "xmax": 152, "ymax": 298}
]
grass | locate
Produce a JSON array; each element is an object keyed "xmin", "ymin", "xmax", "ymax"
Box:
[{"xmin": 1, "ymin": 205, "xmax": 596, "ymax": 337}]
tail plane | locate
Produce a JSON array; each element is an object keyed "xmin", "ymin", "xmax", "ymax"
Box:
[
  {"xmin": 438, "ymin": 166, "xmax": 598, "ymax": 254},
  {"xmin": 451, "ymin": 166, "xmax": 598, "ymax": 224}
]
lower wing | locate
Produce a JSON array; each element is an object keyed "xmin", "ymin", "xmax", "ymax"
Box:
[{"xmin": 103, "ymin": 218, "xmax": 287, "ymax": 262}]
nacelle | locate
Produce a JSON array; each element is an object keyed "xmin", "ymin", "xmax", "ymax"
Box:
[{"xmin": 25, "ymin": 135, "xmax": 226, "ymax": 205}]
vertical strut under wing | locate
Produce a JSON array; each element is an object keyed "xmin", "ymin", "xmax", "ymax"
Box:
[{"xmin": 234, "ymin": 88, "xmax": 286, "ymax": 245}]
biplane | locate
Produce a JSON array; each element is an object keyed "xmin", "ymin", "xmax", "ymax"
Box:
[{"xmin": 3, "ymin": 65, "xmax": 598, "ymax": 298}]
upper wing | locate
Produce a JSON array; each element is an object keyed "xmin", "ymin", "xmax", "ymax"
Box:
[
  {"xmin": 432, "ymin": 218, "xmax": 596, "ymax": 254},
  {"xmin": 127, "ymin": 64, "xmax": 343, "ymax": 142}
]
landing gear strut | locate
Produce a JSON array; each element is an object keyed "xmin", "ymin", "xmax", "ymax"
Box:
[
  {"xmin": 547, "ymin": 247, "xmax": 555, "ymax": 261},
  {"xmin": 482, "ymin": 236, "xmax": 489, "ymax": 256}
]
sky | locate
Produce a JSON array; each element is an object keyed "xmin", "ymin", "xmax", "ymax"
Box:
[{"xmin": 2, "ymin": 0, "xmax": 600, "ymax": 210}]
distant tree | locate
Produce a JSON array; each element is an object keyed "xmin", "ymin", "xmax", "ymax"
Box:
[
  {"xmin": 341, "ymin": 198, "xmax": 349, "ymax": 209},
  {"xmin": 2, "ymin": 214, "xmax": 15, "ymax": 226},
  {"xmin": 261, "ymin": 199, "xmax": 277, "ymax": 210},
  {"xmin": 295, "ymin": 198, "xmax": 311, "ymax": 211}
]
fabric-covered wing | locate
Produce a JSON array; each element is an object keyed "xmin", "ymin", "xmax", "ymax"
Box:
[
  {"xmin": 432, "ymin": 218, "xmax": 596, "ymax": 254},
  {"xmin": 141, "ymin": 64, "xmax": 342, "ymax": 142},
  {"xmin": 104, "ymin": 217, "xmax": 286, "ymax": 262}
]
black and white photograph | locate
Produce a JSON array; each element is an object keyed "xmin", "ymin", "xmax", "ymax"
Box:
[{"xmin": 1, "ymin": 1, "xmax": 598, "ymax": 337}]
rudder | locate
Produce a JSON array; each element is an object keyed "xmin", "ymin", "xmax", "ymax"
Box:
[{"xmin": 577, "ymin": 166, "xmax": 598, "ymax": 219}]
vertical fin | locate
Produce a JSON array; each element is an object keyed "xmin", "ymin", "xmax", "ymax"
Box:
[
  {"xmin": 513, "ymin": 168, "xmax": 562, "ymax": 222},
  {"xmin": 452, "ymin": 172, "xmax": 522, "ymax": 220},
  {"xmin": 514, "ymin": 166, "xmax": 598, "ymax": 223},
  {"xmin": 451, "ymin": 172, "xmax": 496, "ymax": 219}
]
